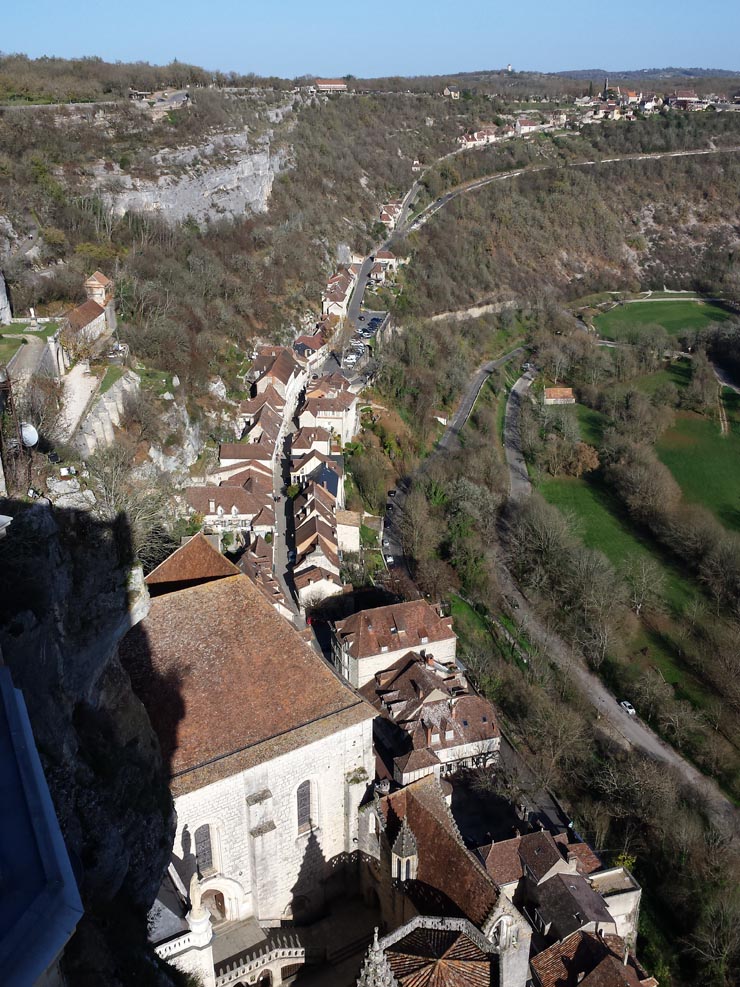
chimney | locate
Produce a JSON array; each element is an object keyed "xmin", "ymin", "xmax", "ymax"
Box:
[{"xmin": 424, "ymin": 722, "xmax": 432, "ymax": 746}]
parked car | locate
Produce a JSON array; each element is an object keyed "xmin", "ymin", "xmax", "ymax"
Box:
[
  {"xmin": 388, "ymin": 490, "xmax": 397, "ymax": 498},
  {"xmin": 620, "ymin": 700, "xmax": 637, "ymax": 716},
  {"xmin": 385, "ymin": 555, "xmax": 394, "ymax": 565},
  {"xmin": 382, "ymin": 538, "xmax": 390, "ymax": 548},
  {"xmin": 287, "ymin": 549, "xmax": 297, "ymax": 564}
]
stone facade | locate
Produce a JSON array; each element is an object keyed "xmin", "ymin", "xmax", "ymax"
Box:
[{"xmin": 170, "ymin": 716, "xmax": 374, "ymax": 927}]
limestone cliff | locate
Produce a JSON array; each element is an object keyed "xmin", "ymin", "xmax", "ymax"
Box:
[
  {"xmin": 0, "ymin": 269, "xmax": 11, "ymax": 324},
  {"xmin": 0, "ymin": 499, "xmax": 177, "ymax": 984},
  {"xmin": 98, "ymin": 130, "xmax": 289, "ymax": 224}
]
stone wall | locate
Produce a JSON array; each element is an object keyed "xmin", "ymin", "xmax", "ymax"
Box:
[
  {"xmin": 75, "ymin": 371, "xmax": 141, "ymax": 458},
  {"xmin": 171, "ymin": 716, "xmax": 374, "ymax": 926}
]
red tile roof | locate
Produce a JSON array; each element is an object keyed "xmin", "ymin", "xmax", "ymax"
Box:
[
  {"xmin": 145, "ymin": 532, "xmax": 239, "ymax": 594},
  {"xmin": 66, "ymin": 299, "xmax": 105, "ymax": 330},
  {"xmin": 530, "ymin": 931, "xmax": 654, "ymax": 987},
  {"xmin": 334, "ymin": 601, "xmax": 455, "ymax": 660},
  {"xmin": 382, "ymin": 924, "xmax": 498, "ymax": 986},
  {"xmin": 120, "ymin": 573, "xmax": 373, "ymax": 795},
  {"xmin": 85, "ymin": 270, "xmax": 112, "ymax": 287},
  {"xmin": 183, "ymin": 486, "xmax": 265, "ymax": 517},
  {"xmin": 381, "ymin": 777, "xmax": 499, "ymax": 928}
]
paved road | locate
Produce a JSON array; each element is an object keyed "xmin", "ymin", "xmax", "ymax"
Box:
[
  {"xmin": 437, "ymin": 348, "xmax": 526, "ymax": 454},
  {"xmin": 503, "ymin": 370, "xmax": 536, "ymax": 501},
  {"xmin": 500, "ymin": 374, "xmax": 740, "ymax": 834},
  {"xmin": 395, "ymin": 144, "xmax": 740, "ymax": 240}
]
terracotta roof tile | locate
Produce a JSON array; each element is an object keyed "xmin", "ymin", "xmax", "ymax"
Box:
[
  {"xmin": 382, "ymin": 777, "xmax": 498, "ymax": 928},
  {"xmin": 67, "ymin": 299, "xmax": 105, "ymax": 330},
  {"xmin": 145, "ymin": 532, "xmax": 239, "ymax": 593},
  {"xmin": 334, "ymin": 601, "xmax": 455, "ymax": 660},
  {"xmin": 383, "ymin": 925, "xmax": 498, "ymax": 985},
  {"xmin": 120, "ymin": 574, "xmax": 373, "ymax": 796},
  {"xmin": 531, "ymin": 931, "xmax": 651, "ymax": 987}
]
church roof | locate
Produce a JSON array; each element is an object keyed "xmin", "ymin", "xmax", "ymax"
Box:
[
  {"xmin": 380, "ymin": 777, "xmax": 498, "ymax": 929},
  {"xmin": 359, "ymin": 920, "xmax": 499, "ymax": 987},
  {"xmin": 144, "ymin": 532, "xmax": 239, "ymax": 595},
  {"xmin": 120, "ymin": 573, "xmax": 373, "ymax": 795},
  {"xmin": 66, "ymin": 299, "xmax": 104, "ymax": 330}
]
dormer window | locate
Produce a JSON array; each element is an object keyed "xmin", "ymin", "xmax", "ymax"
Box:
[
  {"xmin": 380, "ymin": 645, "xmax": 389, "ymax": 654},
  {"xmin": 431, "ymin": 732, "xmax": 439, "ymax": 745},
  {"xmin": 390, "ymin": 627, "xmax": 397, "ymax": 635},
  {"xmin": 420, "ymin": 636, "xmax": 429, "ymax": 644},
  {"xmin": 217, "ymin": 505, "xmax": 224, "ymax": 516}
]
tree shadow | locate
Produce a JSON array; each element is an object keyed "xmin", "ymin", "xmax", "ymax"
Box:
[{"xmin": 0, "ymin": 496, "xmax": 185, "ymax": 986}]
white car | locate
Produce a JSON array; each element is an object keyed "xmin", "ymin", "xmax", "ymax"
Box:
[{"xmin": 619, "ymin": 700, "xmax": 637, "ymax": 716}]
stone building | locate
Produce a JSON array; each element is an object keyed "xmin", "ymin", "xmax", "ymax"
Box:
[
  {"xmin": 357, "ymin": 775, "xmax": 532, "ymax": 987},
  {"xmin": 360, "ymin": 651, "xmax": 500, "ymax": 785},
  {"xmin": 119, "ymin": 536, "xmax": 375, "ymax": 986},
  {"xmin": 332, "ymin": 600, "xmax": 457, "ymax": 688}
]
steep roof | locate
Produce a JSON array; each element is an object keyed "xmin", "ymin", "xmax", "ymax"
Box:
[
  {"xmin": 66, "ymin": 299, "xmax": 105, "ymax": 331},
  {"xmin": 530, "ymin": 931, "xmax": 655, "ymax": 987},
  {"xmin": 145, "ymin": 532, "xmax": 239, "ymax": 595},
  {"xmin": 381, "ymin": 776, "xmax": 498, "ymax": 928},
  {"xmin": 334, "ymin": 600, "xmax": 455, "ymax": 660},
  {"xmin": 263, "ymin": 348, "xmax": 300, "ymax": 386},
  {"xmin": 219, "ymin": 443, "xmax": 273, "ymax": 463},
  {"xmin": 85, "ymin": 270, "xmax": 112, "ymax": 287},
  {"xmin": 119, "ymin": 574, "xmax": 372, "ymax": 796},
  {"xmin": 519, "ymin": 830, "xmax": 565, "ymax": 882},
  {"xmin": 294, "ymin": 565, "xmax": 342, "ymax": 591}
]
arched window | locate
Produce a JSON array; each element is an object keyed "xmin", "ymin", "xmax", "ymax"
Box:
[
  {"xmin": 194, "ymin": 824, "xmax": 214, "ymax": 876},
  {"xmin": 405, "ymin": 859, "xmax": 411, "ymax": 881},
  {"xmin": 231, "ymin": 505, "xmax": 239, "ymax": 516},
  {"xmin": 297, "ymin": 781, "xmax": 311, "ymax": 834}
]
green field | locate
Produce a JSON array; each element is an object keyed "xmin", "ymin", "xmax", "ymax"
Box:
[
  {"xmin": 0, "ymin": 337, "xmax": 22, "ymax": 363},
  {"xmin": 576, "ymin": 404, "xmax": 605, "ymax": 446},
  {"xmin": 594, "ymin": 299, "xmax": 734, "ymax": 340},
  {"xmin": 539, "ymin": 475, "xmax": 694, "ymax": 613},
  {"xmin": 657, "ymin": 410, "xmax": 740, "ymax": 532}
]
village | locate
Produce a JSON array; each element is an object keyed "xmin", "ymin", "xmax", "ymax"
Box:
[{"xmin": 2, "ymin": 64, "xmax": 730, "ymax": 987}]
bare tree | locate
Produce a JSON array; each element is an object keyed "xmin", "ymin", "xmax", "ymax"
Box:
[
  {"xmin": 86, "ymin": 445, "xmax": 175, "ymax": 569},
  {"xmin": 623, "ymin": 556, "xmax": 666, "ymax": 617}
]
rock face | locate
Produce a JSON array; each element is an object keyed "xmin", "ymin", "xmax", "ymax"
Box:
[
  {"xmin": 100, "ymin": 131, "xmax": 289, "ymax": 225},
  {"xmin": 0, "ymin": 269, "xmax": 11, "ymax": 324},
  {"xmin": 0, "ymin": 499, "xmax": 174, "ymax": 983}
]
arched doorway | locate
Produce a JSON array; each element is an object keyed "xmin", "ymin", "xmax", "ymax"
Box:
[
  {"xmin": 203, "ymin": 889, "xmax": 226, "ymax": 924},
  {"xmin": 256, "ymin": 973, "xmax": 272, "ymax": 986}
]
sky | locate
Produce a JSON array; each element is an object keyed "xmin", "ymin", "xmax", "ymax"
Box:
[{"xmin": 2, "ymin": 0, "xmax": 739, "ymax": 78}]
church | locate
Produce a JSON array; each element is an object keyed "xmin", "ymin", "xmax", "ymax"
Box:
[{"xmin": 119, "ymin": 535, "xmax": 375, "ymax": 985}]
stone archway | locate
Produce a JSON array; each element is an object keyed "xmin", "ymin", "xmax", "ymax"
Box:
[
  {"xmin": 198, "ymin": 875, "xmax": 251, "ymax": 923},
  {"xmin": 203, "ymin": 889, "xmax": 226, "ymax": 924}
]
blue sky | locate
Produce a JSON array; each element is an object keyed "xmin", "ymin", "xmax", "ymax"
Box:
[{"xmin": 3, "ymin": 0, "xmax": 738, "ymax": 78}]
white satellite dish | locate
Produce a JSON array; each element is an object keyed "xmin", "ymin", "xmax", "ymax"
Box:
[{"xmin": 21, "ymin": 423, "xmax": 39, "ymax": 448}]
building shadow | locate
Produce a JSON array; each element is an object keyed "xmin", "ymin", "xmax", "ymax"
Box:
[{"xmin": 0, "ymin": 495, "xmax": 185, "ymax": 986}]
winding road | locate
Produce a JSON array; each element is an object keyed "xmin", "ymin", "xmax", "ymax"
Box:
[
  {"xmin": 394, "ymin": 144, "xmax": 740, "ymax": 241},
  {"xmin": 499, "ymin": 374, "xmax": 739, "ymax": 834}
]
